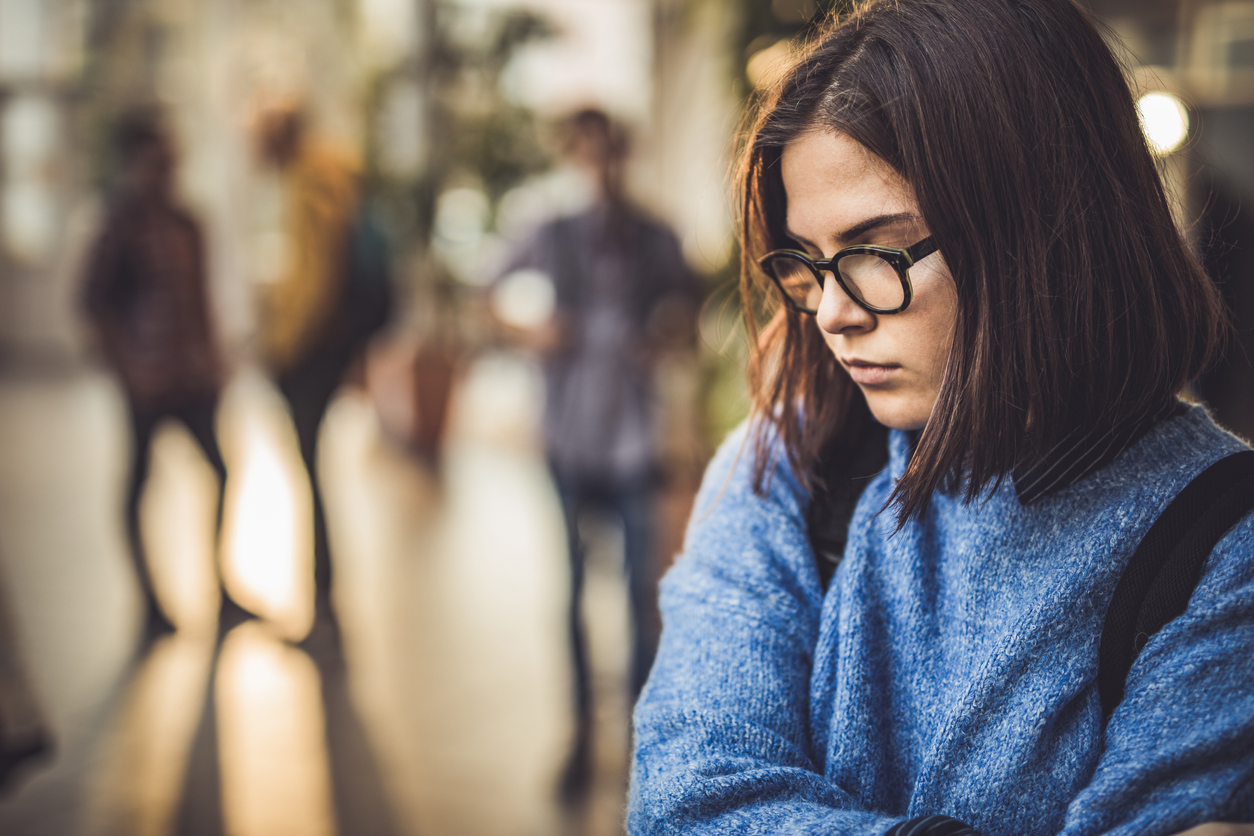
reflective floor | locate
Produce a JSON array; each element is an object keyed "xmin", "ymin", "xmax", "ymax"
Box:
[{"xmin": 0, "ymin": 352, "xmax": 638, "ymax": 836}]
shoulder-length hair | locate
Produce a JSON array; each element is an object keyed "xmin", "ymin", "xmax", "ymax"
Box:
[{"xmin": 740, "ymin": 0, "xmax": 1227, "ymax": 521}]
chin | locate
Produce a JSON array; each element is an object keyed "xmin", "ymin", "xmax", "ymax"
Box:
[{"xmin": 862, "ymin": 392, "xmax": 931, "ymax": 432}]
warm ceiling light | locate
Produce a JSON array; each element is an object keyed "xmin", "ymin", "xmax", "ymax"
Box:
[
  {"xmin": 1136, "ymin": 91, "xmax": 1189, "ymax": 156},
  {"xmin": 746, "ymin": 40, "xmax": 794, "ymax": 90}
]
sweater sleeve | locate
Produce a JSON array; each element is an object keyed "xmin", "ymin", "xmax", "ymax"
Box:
[
  {"xmin": 627, "ymin": 422, "xmax": 907, "ymax": 836},
  {"xmin": 1059, "ymin": 516, "xmax": 1254, "ymax": 836}
]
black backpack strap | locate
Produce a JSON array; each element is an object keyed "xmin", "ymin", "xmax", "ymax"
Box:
[
  {"xmin": 1098, "ymin": 450, "xmax": 1254, "ymax": 720},
  {"xmin": 809, "ymin": 417, "xmax": 890, "ymax": 591}
]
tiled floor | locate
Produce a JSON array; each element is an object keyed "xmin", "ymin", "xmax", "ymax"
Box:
[{"xmin": 0, "ymin": 352, "xmax": 640, "ymax": 836}]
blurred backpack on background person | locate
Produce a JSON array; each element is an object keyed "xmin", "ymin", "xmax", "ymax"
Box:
[{"xmin": 342, "ymin": 202, "xmax": 394, "ymax": 355}]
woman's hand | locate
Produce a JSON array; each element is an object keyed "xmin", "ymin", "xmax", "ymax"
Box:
[{"xmin": 1170, "ymin": 824, "xmax": 1254, "ymax": 836}]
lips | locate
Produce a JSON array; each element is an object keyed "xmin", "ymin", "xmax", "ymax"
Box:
[{"xmin": 842, "ymin": 358, "xmax": 900, "ymax": 386}]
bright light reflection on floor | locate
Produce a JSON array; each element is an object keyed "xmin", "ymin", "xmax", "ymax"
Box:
[
  {"xmin": 0, "ymin": 357, "xmax": 643, "ymax": 836},
  {"xmin": 217, "ymin": 622, "xmax": 335, "ymax": 836},
  {"xmin": 85, "ymin": 634, "xmax": 216, "ymax": 836},
  {"xmin": 141, "ymin": 423, "xmax": 222, "ymax": 634},
  {"xmin": 219, "ymin": 371, "xmax": 313, "ymax": 639}
]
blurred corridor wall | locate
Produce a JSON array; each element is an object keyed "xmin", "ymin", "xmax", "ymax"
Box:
[
  {"xmin": 647, "ymin": 0, "xmax": 740, "ymax": 273},
  {"xmin": 0, "ymin": 0, "xmax": 88, "ymax": 359}
]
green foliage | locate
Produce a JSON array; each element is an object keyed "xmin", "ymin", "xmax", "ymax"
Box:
[
  {"xmin": 735, "ymin": 0, "xmax": 856, "ymax": 53},
  {"xmin": 427, "ymin": 5, "xmax": 557, "ymax": 202},
  {"xmin": 733, "ymin": 0, "xmax": 856, "ymax": 101},
  {"xmin": 360, "ymin": 4, "xmax": 558, "ymax": 269}
]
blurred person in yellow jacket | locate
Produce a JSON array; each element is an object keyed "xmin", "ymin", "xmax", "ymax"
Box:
[{"xmin": 253, "ymin": 101, "xmax": 365, "ymax": 641}]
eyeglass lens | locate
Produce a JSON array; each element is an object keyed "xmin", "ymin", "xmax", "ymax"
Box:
[
  {"xmin": 838, "ymin": 253, "xmax": 905, "ymax": 310},
  {"xmin": 770, "ymin": 256, "xmax": 826, "ymax": 311},
  {"xmin": 768, "ymin": 252, "xmax": 905, "ymax": 312}
]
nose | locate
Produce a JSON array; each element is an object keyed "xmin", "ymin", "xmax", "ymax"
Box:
[{"xmin": 815, "ymin": 271, "xmax": 875, "ymax": 336}]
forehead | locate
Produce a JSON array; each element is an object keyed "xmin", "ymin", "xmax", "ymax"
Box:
[{"xmin": 780, "ymin": 130, "xmax": 917, "ymax": 243}]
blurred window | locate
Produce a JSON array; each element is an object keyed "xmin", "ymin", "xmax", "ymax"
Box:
[
  {"xmin": 0, "ymin": 0, "xmax": 46, "ymax": 79},
  {"xmin": 495, "ymin": 0, "xmax": 652, "ymax": 120},
  {"xmin": 1, "ymin": 95, "xmax": 59, "ymax": 264},
  {"xmin": 1188, "ymin": 1, "xmax": 1254, "ymax": 104},
  {"xmin": 376, "ymin": 80, "xmax": 426, "ymax": 179},
  {"xmin": 358, "ymin": 0, "xmax": 419, "ymax": 68},
  {"xmin": 0, "ymin": 0, "xmax": 84, "ymax": 81}
]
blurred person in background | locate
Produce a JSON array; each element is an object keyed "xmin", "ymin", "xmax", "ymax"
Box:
[
  {"xmin": 82, "ymin": 108, "xmax": 254, "ymax": 638},
  {"xmin": 493, "ymin": 108, "xmax": 699, "ymax": 803},
  {"xmin": 0, "ymin": 575, "xmax": 51, "ymax": 793},
  {"xmin": 252, "ymin": 100, "xmax": 386, "ymax": 643}
]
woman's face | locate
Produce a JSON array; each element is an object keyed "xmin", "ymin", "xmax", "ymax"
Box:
[{"xmin": 781, "ymin": 130, "xmax": 958, "ymax": 431}]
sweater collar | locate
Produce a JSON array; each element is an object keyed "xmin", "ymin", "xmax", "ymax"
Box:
[
  {"xmin": 888, "ymin": 399, "xmax": 1188, "ymax": 504},
  {"xmin": 1010, "ymin": 399, "xmax": 1188, "ymax": 504}
]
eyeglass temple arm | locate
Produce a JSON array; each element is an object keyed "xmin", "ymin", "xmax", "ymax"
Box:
[{"xmin": 905, "ymin": 236, "xmax": 938, "ymax": 265}]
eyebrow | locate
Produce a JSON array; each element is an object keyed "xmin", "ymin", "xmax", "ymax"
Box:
[{"xmin": 785, "ymin": 211, "xmax": 921, "ymax": 249}]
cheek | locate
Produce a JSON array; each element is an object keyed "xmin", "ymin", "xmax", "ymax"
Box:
[
  {"xmin": 892, "ymin": 275, "xmax": 958, "ymax": 388},
  {"xmin": 908, "ymin": 280, "xmax": 959, "ymax": 383}
]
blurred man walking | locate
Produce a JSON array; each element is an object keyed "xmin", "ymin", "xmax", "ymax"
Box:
[
  {"xmin": 82, "ymin": 108, "xmax": 252, "ymax": 637},
  {"xmin": 495, "ymin": 108, "xmax": 698, "ymax": 802}
]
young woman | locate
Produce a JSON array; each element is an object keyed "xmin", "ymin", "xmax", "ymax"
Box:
[{"xmin": 628, "ymin": 1, "xmax": 1254, "ymax": 835}]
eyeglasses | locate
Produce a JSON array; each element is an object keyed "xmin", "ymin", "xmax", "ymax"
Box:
[{"xmin": 758, "ymin": 236, "xmax": 938, "ymax": 315}]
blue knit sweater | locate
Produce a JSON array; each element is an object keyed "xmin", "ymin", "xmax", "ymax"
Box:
[{"xmin": 629, "ymin": 405, "xmax": 1254, "ymax": 836}]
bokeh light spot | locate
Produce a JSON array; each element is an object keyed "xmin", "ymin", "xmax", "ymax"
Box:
[
  {"xmin": 491, "ymin": 269, "xmax": 556, "ymax": 330},
  {"xmin": 1137, "ymin": 91, "xmax": 1189, "ymax": 156}
]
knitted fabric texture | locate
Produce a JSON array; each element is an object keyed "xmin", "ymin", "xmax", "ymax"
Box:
[{"xmin": 629, "ymin": 405, "xmax": 1254, "ymax": 836}]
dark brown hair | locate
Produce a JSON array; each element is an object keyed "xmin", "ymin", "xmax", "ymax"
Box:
[
  {"xmin": 112, "ymin": 106, "xmax": 168, "ymax": 164},
  {"xmin": 740, "ymin": 0, "xmax": 1226, "ymax": 520}
]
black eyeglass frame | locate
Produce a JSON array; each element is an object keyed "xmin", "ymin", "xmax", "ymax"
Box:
[{"xmin": 758, "ymin": 235, "xmax": 939, "ymax": 315}]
